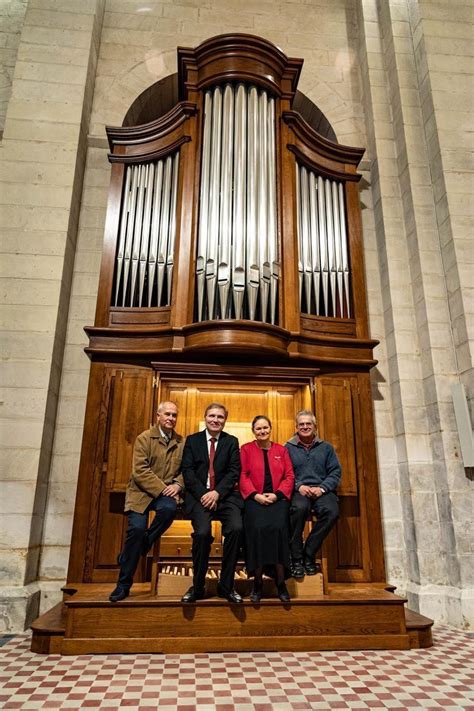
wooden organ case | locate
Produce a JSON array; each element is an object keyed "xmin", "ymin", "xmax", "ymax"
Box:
[{"xmin": 31, "ymin": 34, "xmax": 433, "ymax": 654}]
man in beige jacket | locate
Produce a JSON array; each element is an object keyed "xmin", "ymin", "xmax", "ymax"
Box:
[{"xmin": 109, "ymin": 401, "xmax": 184, "ymax": 602}]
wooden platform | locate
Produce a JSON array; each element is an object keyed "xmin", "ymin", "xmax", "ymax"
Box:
[{"xmin": 30, "ymin": 583, "xmax": 433, "ymax": 655}]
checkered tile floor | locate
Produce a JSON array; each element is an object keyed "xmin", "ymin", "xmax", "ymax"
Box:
[{"xmin": 0, "ymin": 627, "xmax": 472, "ymax": 710}]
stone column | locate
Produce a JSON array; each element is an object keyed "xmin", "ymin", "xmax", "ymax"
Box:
[
  {"xmin": 358, "ymin": 0, "xmax": 472, "ymax": 627},
  {"xmin": 0, "ymin": 0, "xmax": 104, "ymax": 632},
  {"xmin": 409, "ymin": 0, "xmax": 473, "ymax": 626}
]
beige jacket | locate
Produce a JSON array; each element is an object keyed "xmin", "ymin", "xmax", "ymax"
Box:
[{"xmin": 124, "ymin": 426, "xmax": 184, "ymax": 513}]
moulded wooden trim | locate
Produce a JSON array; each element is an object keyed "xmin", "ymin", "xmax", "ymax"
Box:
[
  {"xmin": 109, "ymin": 307, "xmax": 171, "ymax": 326},
  {"xmin": 94, "ymin": 163, "xmax": 124, "ymax": 327},
  {"xmin": 345, "ymin": 181, "xmax": 370, "ymax": 340},
  {"xmin": 279, "ymin": 118, "xmax": 300, "ymax": 331},
  {"xmin": 108, "ymin": 136, "xmax": 191, "ymax": 164},
  {"xmin": 283, "ymin": 110, "xmax": 365, "ymax": 165},
  {"xmin": 301, "ymin": 314, "xmax": 357, "ymax": 337},
  {"xmin": 178, "ymin": 33, "xmax": 303, "ymax": 101},
  {"xmin": 84, "ymin": 321, "xmax": 378, "ymax": 367},
  {"xmin": 287, "ymin": 144, "xmax": 361, "ymax": 182},
  {"xmin": 180, "ymin": 320, "xmax": 289, "ymax": 357},
  {"xmin": 151, "ymin": 361, "xmax": 319, "ymax": 382},
  {"xmin": 106, "ymin": 101, "xmax": 197, "ymax": 147}
]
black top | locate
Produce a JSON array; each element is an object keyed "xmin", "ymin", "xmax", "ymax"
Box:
[
  {"xmin": 262, "ymin": 449, "xmax": 273, "ymax": 493},
  {"xmin": 248, "ymin": 447, "xmax": 285, "ymax": 501}
]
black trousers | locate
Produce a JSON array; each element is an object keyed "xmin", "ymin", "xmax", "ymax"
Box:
[
  {"xmin": 289, "ymin": 491, "xmax": 339, "ymax": 561},
  {"xmin": 187, "ymin": 496, "xmax": 243, "ymax": 594}
]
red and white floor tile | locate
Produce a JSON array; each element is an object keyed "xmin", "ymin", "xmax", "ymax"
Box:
[{"xmin": 0, "ymin": 627, "xmax": 472, "ymax": 710}]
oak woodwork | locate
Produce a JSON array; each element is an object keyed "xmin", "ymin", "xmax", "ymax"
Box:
[{"xmin": 31, "ymin": 592, "xmax": 433, "ymax": 655}]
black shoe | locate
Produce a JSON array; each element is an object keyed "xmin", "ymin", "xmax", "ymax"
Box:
[
  {"xmin": 291, "ymin": 559, "xmax": 305, "ymax": 579},
  {"xmin": 217, "ymin": 584, "xmax": 243, "ymax": 604},
  {"xmin": 277, "ymin": 583, "xmax": 291, "ymax": 603},
  {"xmin": 109, "ymin": 586, "xmax": 129, "ymax": 603},
  {"xmin": 249, "ymin": 586, "xmax": 262, "ymax": 603},
  {"xmin": 303, "ymin": 556, "xmax": 318, "ymax": 575},
  {"xmin": 181, "ymin": 586, "xmax": 205, "ymax": 603}
]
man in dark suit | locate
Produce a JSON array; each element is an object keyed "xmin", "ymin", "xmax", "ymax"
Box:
[{"xmin": 181, "ymin": 403, "xmax": 243, "ymax": 603}]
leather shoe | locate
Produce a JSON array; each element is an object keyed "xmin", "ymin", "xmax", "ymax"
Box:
[
  {"xmin": 291, "ymin": 559, "xmax": 305, "ymax": 579},
  {"xmin": 181, "ymin": 586, "xmax": 205, "ymax": 603},
  {"xmin": 277, "ymin": 583, "xmax": 291, "ymax": 603},
  {"xmin": 249, "ymin": 586, "xmax": 262, "ymax": 603},
  {"xmin": 109, "ymin": 586, "xmax": 129, "ymax": 603},
  {"xmin": 217, "ymin": 585, "xmax": 243, "ymax": 604},
  {"xmin": 303, "ymin": 556, "xmax": 318, "ymax": 576}
]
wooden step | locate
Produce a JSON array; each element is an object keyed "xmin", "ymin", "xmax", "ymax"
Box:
[
  {"xmin": 29, "ymin": 582, "xmax": 432, "ymax": 655},
  {"xmin": 30, "ymin": 602, "xmax": 66, "ymax": 654},
  {"xmin": 405, "ymin": 607, "xmax": 434, "ymax": 648}
]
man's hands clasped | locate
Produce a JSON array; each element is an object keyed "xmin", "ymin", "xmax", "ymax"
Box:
[
  {"xmin": 298, "ymin": 485, "xmax": 325, "ymax": 499},
  {"xmin": 201, "ymin": 490, "xmax": 220, "ymax": 510},
  {"xmin": 162, "ymin": 483, "xmax": 182, "ymax": 500}
]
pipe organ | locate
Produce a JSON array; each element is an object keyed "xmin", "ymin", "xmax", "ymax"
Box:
[{"xmin": 68, "ymin": 34, "xmax": 387, "ymax": 597}]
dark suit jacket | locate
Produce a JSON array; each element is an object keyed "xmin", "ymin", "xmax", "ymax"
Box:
[{"xmin": 182, "ymin": 430, "xmax": 242, "ymax": 512}]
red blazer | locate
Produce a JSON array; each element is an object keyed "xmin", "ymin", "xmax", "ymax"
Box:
[{"xmin": 239, "ymin": 441, "xmax": 295, "ymax": 500}]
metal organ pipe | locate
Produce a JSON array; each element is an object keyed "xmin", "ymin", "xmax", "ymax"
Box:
[
  {"xmin": 296, "ymin": 164, "xmax": 351, "ymax": 318},
  {"xmin": 196, "ymin": 83, "xmax": 278, "ymax": 323},
  {"xmin": 113, "ymin": 152, "xmax": 180, "ymax": 308},
  {"xmin": 232, "ymin": 84, "xmax": 247, "ymax": 320}
]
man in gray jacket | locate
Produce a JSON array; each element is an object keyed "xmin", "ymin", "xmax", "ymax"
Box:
[{"xmin": 285, "ymin": 410, "xmax": 341, "ymax": 578}]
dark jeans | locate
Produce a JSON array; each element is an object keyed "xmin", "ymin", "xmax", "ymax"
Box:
[
  {"xmin": 117, "ymin": 495, "xmax": 177, "ymax": 591},
  {"xmin": 289, "ymin": 491, "xmax": 339, "ymax": 561},
  {"xmin": 188, "ymin": 497, "xmax": 243, "ymax": 595}
]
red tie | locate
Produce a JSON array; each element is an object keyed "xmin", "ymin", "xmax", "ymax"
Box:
[{"xmin": 209, "ymin": 437, "xmax": 216, "ymax": 490}]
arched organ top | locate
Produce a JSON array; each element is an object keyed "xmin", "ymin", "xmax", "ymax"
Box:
[{"xmin": 91, "ymin": 34, "xmax": 377, "ymax": 366}]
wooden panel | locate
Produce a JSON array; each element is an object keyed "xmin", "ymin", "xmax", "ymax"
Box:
[
  {"xmin": 106, "ymin": 369, "xmax": 155, "ymax": 491},
  {"xmin": 160, "ymin": 379, "xmax": 311, "ymax": 445},
  {"xmin": 315, "ymin": 375, "xmax": 370, "ymax": 581},
  {"xmin": 315, "ymin": 377, "xmax": 358, "ymax": 496},
  {"xmin": 158, "ymin": 377, "xmax": 310, "ymax": 555},
  {"xmin": 92, "ymin": 368, "xmax": 154, "ymax": 577}
]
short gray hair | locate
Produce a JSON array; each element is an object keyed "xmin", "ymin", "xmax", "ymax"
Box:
[
  {"xmin": 295, "ymin": 409, "xmax": 316, "ymax": 426},
  {"xmin": 157, "ymin": 400, "xmax": 178, "ymax": 414}
]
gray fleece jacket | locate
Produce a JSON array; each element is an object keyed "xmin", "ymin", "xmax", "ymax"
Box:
[{"xmin": 285, "ymin": 435, "xmax": 341, "ymax": 493}]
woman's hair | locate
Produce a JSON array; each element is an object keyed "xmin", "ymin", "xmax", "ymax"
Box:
[{"xmin": 251, "ymin": 415, "xmax": 272, "ymax": 430}]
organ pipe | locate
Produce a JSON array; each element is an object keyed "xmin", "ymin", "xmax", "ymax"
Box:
[
  {"xmin": 196, "ymin": 83, "xmax": 279, "ymax": 324},
  {"xmin": 113, "ymin": 152, "xmax": 180, "ymax": 308},
  {"xmin": 296, "ymin": 164, "xmax": 351, "ymax": 318}
]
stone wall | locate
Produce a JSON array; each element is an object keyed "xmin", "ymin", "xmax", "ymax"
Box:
[
  {"xmin": 0, "ymin": 0, "xmax": 105, "ymax": 631},
  {"xmin": 1, "ymin": 0, "xmax": 472, "ymax": 631},
  {"xmin": 357, "ymin": 0, "xmax": 472, "ymax": 626},
  {"xmin": 0, "ymin": 0, "xmax": 28, "ymax": 135}
]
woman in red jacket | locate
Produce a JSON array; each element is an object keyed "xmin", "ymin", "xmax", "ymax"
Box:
[{"xmin": 240, "ymin": 415, "xmax": 295, "ymax": 602}]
